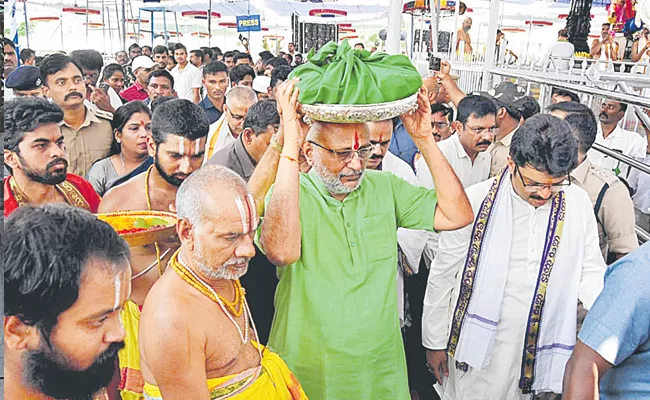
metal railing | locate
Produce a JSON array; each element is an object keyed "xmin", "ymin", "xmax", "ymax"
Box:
[{"xmin": 484, "ymin": 68, "xmax": 650, "ymax": 244}]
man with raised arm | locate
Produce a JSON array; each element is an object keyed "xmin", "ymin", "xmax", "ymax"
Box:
[{"xmin": 258, "ymin": 40, "xmax": 473, "ymax": 399}]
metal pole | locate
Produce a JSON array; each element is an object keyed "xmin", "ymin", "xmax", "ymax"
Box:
[
  {"xmin": 592, "ymin": 143, "xmax": 650, "ymax": 175},
  {"xmin": 107, "ymin": 8, "xmax": 113, "ymax": 55},
  {"xmin": 386, "ymin": 0, "xmax": 402, "ymax": 54},
  {"xmin": 490, "ymin": 68, "xmax": 650, "ymax": 108},
  {"xmin": 86, "ymin": 0, "xmax": 90, "ymax": 47},
  {"xmin": 247, "ymin": 0, "xmax": 251, "ymax": 46},
  {"xmin": 114, "ymin": 1, "xmax": 122, "ymax": 49},
  {"xmin": 23, "ymin": 1, "xmax": 30, "ymax": 48},
  {"xmin": 150, "ymin": 11, "xmax": 154, "ymax": 47},
  {"xmin": 101, "ymin": 0, "xmax": 106, "ymax": 54},
  {"xmin": 524, "ymin": 14, "xmax": 533, "ymax": 62},
  {"xmin": 121, "ymin": 0, "xmax": 127, "ymax": 51},
  {"xmin": 174, "ymin": 12, "xmax": 180, "ymax": 43},
  {"xmin": 208, "ymin": 0, "xmax": 212, "ymax": 46},
  {"xmin": 429, "ymin": 0, "xmax": 439, "ymax": 54},
  {"xmin": 61, "ymin": 13, "xmax": 65, "ymax": 51},
  {"xmin": 481, "ymin": 0, "xmax": 500, "ymax": 90},
  {"xmin": 163, "ymin": 10, "xmax": 169, "ymax": 49},
  {"xmin": 618, "ymin": 82, "xmax": 650, "ymax": 132}
]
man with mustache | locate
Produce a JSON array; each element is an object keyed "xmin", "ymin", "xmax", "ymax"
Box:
[
  {"xmin": 40, "ymin": 53, "xmax": 114, "ymax": 177},
  {"xmin": 146, "ymin": 69, "xmax": 176, "ymax": 106},
  {"xmin": 138, "ymin": 165, "xmax": 307, "ymax": 399},
  {"xmin": 430, "ymin": 103, "xmax": 455, "ymax": 142},
  {"xmin": 99, "ymin": 99, "xmax": 209, "ymax": 400},
  {"xmin": 587, "ymin": 100, "xmax": 645, "ymax": 179},
  {"xmin": 4, "ymin": 203, "xmax": 131, "ymax": 400},
  {"xmin": 259, "ymin": 74, "xmax": 472, "ymax": 399},
  {"xmin": 366, "ymin": 119, "xmax": 431, "ymax": 399},
  {"xmin": 417, "ymin": 95, "xmax": 496, "ymax": 191},
  {"xmin": 152, "ymin": 45, "xmax": 169, "ymax": 70},
  {"xmin": 423, "ymin": 115, "xmax": 606, "ymax": 399},
  {"xmin": 4, "ymin": 97, "xmax": 100, "ymax": 217},
  {"xmin": 199, "ymin": 61, "xmax": 229, "ymax": 124}
]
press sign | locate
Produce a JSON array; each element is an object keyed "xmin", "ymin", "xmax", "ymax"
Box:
[{"xmin": 237, "ymin": 15, "xmax": 261, "ymax": 32}]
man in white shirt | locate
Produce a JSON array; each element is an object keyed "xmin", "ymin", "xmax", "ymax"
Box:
[
  {"xmin": 539, "ymin": 29, "xmax": 575, "ymax": 70},
  {"xmin": 417, "ymin": 95, "xmax": 496, "ymax": 264},
  {"xmin": 423, "ymin": 114, "xmax": 606, "ymax": 399},
  {"xmin": 366, "ymin": 119, "xmax": 431, "ymax": 399},
  {"xmin": 588, "ymin": 100, "xmax": 646, "ymax": 179},
  {"xmin": 204, "ymin": 86, "xmax": 257, "ymax": 162},
  {"xmin": 627, "ymin": 126, "xmax": 650, "ymax": 232},
  {"xmin": 170, "ymin": 43, "xmax": 202, "ymax": 103}
]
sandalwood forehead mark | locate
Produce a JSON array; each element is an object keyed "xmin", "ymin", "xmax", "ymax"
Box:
[
  {"xmin": 247, "ymin": 193, "xmax": 258, "ymax": 231},
  {"xmin": 195, "ymin": 138, "xmax": 201, "ymax": 155},
  {"xmin": 234, "ymin": 196, "xmax": 248, "ymax": 234},
  {"xmin": 178, "ymin": 137, "xmax": 185, "ymax": 155},
  {"xmin": 113, "ymin": 274, "xmax": 121, "ymax": 310}
]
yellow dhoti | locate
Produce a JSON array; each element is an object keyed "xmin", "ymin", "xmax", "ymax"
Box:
[
  {"xmin": 142, "ymin": 343, "xmax": 308, "ymax": 400},
  {"xmin": 118, "ymin": 300, "xmax": 145, "ymax": 400}
]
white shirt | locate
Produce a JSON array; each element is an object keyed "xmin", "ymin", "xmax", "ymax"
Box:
[
  {"xmin": 107, "ymin": 86, "xmax": 124, "ymax": 110},
  {"xmin": 628, "ymin": 153, "xmax": 650, "ymax": 214},
  {"xmin": 382, "ymin": 151, "xmax": 429, "ymax": 327},
  {"xmin": 170, "ymin": 62, "xmax": 202, "ymax": 101},
  {"xmin": 422, "ymin": 178, "xmax": 605, "ymax": 399},
  {"xmin": 588, "ymin": 124, "xmax": 646, "ymax": 179},
  {"xmin": 540, "ymin": 40, "xmax": 575, "ymax": 70},
  {"xmin": 4, "ymin": 87, "xmax": 15, "ymax": 101},
  {"xmin": 416, "ymin": 133, "xmax": 491, "ymax": 261},
  {"xmin": 204, "ymin": 114, "xmax": 235, "ymax": 163}
]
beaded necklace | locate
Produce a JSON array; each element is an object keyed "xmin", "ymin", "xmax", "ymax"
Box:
[{"xmin": 171, "ymin": 250, "xmax": 250, "ymax": 344}]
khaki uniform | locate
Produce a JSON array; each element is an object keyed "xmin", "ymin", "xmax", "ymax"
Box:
[
  {"xmin": 60, "ymin": 107, "xmax": 113, "ymax": 177},
  {"xmin": 487, "ymin": 127, "xmax": 517, "ymax": 177},
  {"xmin": 571, "ymin": 158, "xmax": 638, "ymax": 260}
]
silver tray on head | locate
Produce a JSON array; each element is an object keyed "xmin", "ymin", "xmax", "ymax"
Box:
[{"xmin": 301, "ymin": 93, "xmax": 419, "ymax": 123}]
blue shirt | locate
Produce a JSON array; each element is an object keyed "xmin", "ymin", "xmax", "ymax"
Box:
[
  {"xmin": 579, "ymin": 242, "xmax": 650, "ymax": 399},
  {"xmin": 198, "ymin": 96, "xmax": 223, "ymax": 125},
  {"xmin": 388, "ymin": 120, "xmax": 418, "ymax": 171}
]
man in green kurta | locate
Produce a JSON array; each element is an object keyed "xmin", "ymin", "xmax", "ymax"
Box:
[{"xmin": 258, "ymin": 73, "xmax": 473, "ymax": 399}]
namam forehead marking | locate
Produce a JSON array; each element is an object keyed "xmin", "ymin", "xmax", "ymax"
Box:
[{"xmin": 233, "ymin": 194, "xmax": 258, "ymax": 235}]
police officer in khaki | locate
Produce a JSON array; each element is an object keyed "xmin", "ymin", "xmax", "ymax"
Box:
[
  {"xmin": 40, "ymin": 53, "xmax": 113, "ymax": 177},
  {"xmin": 550, "ymin": 102, "xmax": 638, "ymax": 263}
]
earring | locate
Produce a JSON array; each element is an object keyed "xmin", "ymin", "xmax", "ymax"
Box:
[{"xmin": 116, "ymin": 139, "xmax": 121, "ymax": 143}]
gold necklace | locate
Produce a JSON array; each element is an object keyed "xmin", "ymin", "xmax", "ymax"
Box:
[
  {"xmin": 144, "ymin": 165, "xmax": 165, "ymax": 276},
  {"xmin": 172, "ymin": 250, "xmax": 249, "ymax": 344},
  {"xmin": 170, "ymin": 250, "xmax": 245, "ymax": 317}
]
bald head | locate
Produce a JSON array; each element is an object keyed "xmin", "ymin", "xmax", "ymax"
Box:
[
  {"xmin": 176, "ymin": 165, "xmax": 250, "ymax": 227},
  {"xmin": 225, "ymin": 86, "xmax": 257, "ymax": 108},
  {"xmin": 423, "ymin": 77, "xmax": 440, "ymax": 103}
]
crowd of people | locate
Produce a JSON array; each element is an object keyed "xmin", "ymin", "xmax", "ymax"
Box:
[{"xmin": 2, "ymin": 33, "xmax": 650, "ymax": 400}]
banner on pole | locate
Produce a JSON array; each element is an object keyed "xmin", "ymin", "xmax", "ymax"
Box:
[{"xmin": 236, "ymin": 15, "xmax": 261, "ymax": 32}]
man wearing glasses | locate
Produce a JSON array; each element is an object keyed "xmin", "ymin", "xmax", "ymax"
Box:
[
  {"xmin": 259, "ymin": 79, "xmax": 473, "ymax": 399},
  {"xmin": 423, "ymin": 114, "xmax": 606, "ymax": 399},
  {"xmin": 204, "ymin": 86, "xmax": 257, "ymax": 162},
  {"xmin": 430, "ymin": 103, "xmax": 455, "ymax": 142}
]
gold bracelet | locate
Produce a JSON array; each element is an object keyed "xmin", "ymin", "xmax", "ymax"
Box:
[
  {"xmin": 270, "ymin": 135, "xmax": 283, "ymax": 153},
  {"xmin": 281, "ymin": 154, "xmax": 299, "ymax": 163}
]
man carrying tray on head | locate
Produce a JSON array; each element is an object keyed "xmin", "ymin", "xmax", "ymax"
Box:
[{"xmin": 257, "ymin": 40, "xmax": 474, "ymax": 400}]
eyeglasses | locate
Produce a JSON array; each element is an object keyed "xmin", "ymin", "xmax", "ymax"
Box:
[
  {"xmin": 515, "ymin": 165, "xmax": 571, "ymax": 193},
  {"xmin": 370, "ymin": 139, "xmax": 391, "ymax": 149},
  {"xmin": 228, "ymin": 109, "xmax": 246, "ymax": 121},
  {"xmin": 465, "ymin": 125, "xmax": 499, "ymax": 136},
  {"xmin": 431, "ymin": 122, "xmax": 451, "ymax": 130},
  {"xmin": 308, "ymin": 140, "xmax": 373, "ymax": 164}
]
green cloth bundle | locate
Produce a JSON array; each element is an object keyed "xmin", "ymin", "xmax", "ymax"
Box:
[{"xmin": 289, "ymin": 40, "xmax": 423, "ymax": 105}]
